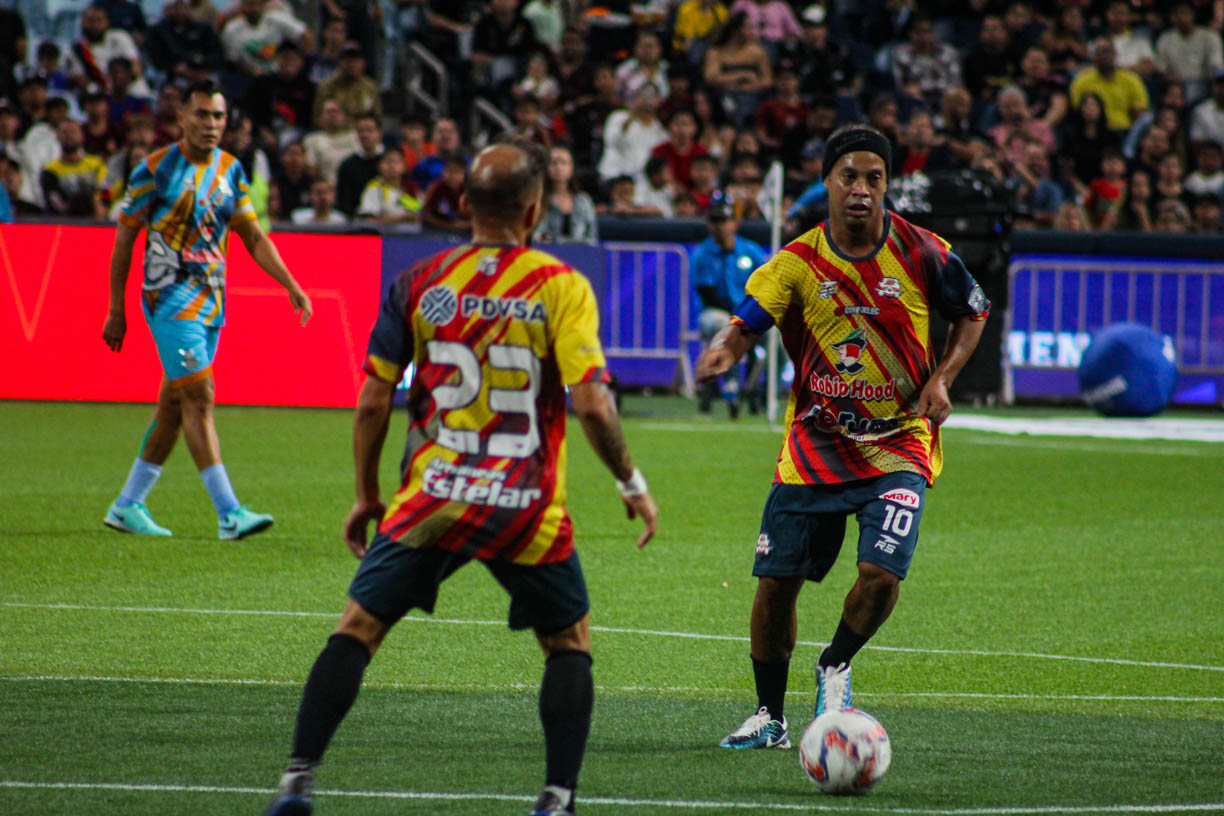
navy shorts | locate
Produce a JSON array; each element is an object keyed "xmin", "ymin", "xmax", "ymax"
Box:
[
  {"xmin": 752, "ymin": 471, "xmax": 927, "ymax": 581},
  {"xmin": 348, "ymin": 532, "xmax": 591, "ymax": 635}
]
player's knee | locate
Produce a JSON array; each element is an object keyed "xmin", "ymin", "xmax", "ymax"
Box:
[
  {"xmin": 856, "ymin": 563, "xmax": 900, "ymax": 602},
  {"xmin": 538, "ymin": 614, "xmax": 591, "ymax": 656},
  {"xmin": 334, "ymin": 603, "xmax": 392, "ymax": 656}
]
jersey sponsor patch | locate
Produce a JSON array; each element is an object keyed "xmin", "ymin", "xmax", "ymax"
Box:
[
  {"xmin": 876, "ymin": 277, "xmax": 902, "ymax": 298},
  {"xmin": 832, "ymin": 328, "xmax": 867, "ymax": 375},
  {"xmin": 421, "ymin": 458, "xmax": 542, "ymax": 509},
  {"xmin": 878, "ymin": 488, "xmax": 920, "ymax": 508},
  {"xmin": 460, "ymin": 294, "xmax": 548, "ymax": 322},
  {"xmin": 809, "ymin": 373, "xmax": 897, "ymax": 401},
  {"xmin": 818, "ymin": 281, "xmax": 838, "ymax": 299},
  {"xmin": 420, "ymin": 286, "xmax": 459, "ymax": 325},
  {"xmin": 756, "ymin": 533, "xmax": 772, "ymax": 555}
]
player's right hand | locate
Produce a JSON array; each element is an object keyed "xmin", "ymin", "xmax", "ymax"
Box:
[
  {"xmin": 102, "ymin": 312, "xmax": 126, "ymax": 352},
  {"xmin": 695, "ymin": 347, "xmax": 735, "ymax": 381},
  {"xmin": 622, "ymin": 491, "xmax": 658, "ymax": 549},
  {"xmin": 343, "ymin": 498, "xmax": 386, "ymax": 559}
]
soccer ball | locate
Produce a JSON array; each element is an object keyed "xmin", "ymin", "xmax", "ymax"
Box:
[
  {"xmin": 1077, "ymin": 322, "xmax": 1178, "ymax": 417},
  {"xmin": 798, "ymin": 708, "xmax": 891, "ymax": 794}
]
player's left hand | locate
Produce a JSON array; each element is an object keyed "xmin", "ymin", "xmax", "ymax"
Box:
[
  {"xmin": 290, "ymin": 287, "xmax": 313, "ymax": 326},
  {"xmin": 915, "ymin": 377, "xmax": 952, "ymax": 425},
  {"xmin": 343, "ymin": 498, "xmax": 386, "ymax": 559},
  {"xmin": 102, "ymin": 311, "xmax": 127, "ymax": 352}
]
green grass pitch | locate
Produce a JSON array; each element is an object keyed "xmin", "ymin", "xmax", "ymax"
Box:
[{"xmin": 1, "ymin": 398, "xmax": 1222, "ymax": 815}]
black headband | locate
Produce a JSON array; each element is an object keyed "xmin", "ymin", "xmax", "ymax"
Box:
[{"xmin": 822, "ymin": 128, "xmax": 892, "ymax": 180}]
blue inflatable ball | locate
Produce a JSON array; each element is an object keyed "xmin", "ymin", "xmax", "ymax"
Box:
[{"xmin": 1077, "ymin": 322, "xmax": 1178, "ymax": 417}]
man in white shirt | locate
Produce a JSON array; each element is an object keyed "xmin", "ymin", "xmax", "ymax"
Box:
[
  {"xmin": 291, "ymin": 178, "xmax": 348, "ymax": 224},
  {"xmin": 1190, "ymin": 69, "xmax": 1224, "ymax": 148},
  {"xmin": 597, "ymin": 84, "xmax": 667, "ymax": 185},
  {"xmin": 221, "ymin": 0, "xmax": 312, "ymax": 77},
  {"xmin": 1105, "ymin": 0, "xmax": 1154, "ymax": 76},
  {"xmin": 303, "ymin": 99, "xmax": 360, "ymax": 186},
  {"xmin": 1156, "ymin": 2, "xmax": 1224, "ymax": 103},
  {"xmin": 65, "ymin": 4, "xmax": 151, "ymax": 97}
]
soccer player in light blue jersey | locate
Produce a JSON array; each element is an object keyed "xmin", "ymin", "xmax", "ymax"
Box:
[{"xmin": 101, "ymin": 79, "xmax": 313, "ymax": 539}]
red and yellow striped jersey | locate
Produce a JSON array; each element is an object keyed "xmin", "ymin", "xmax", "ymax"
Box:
[
  {"xmin": 364, "ymin": 245, "xmax": 608, "ymax": 565},
  {"xmin": 733, "ymin": 212, "xmax": 989, "ymax": 486}
]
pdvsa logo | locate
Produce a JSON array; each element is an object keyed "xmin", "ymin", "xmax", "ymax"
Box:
[
  {"xmin": 420, "ymin": 286, "xmax": 458, "ymax": 326},
  {"xmin": 879, "ymin": 488, "xmax": 920, "ymax": 508}
]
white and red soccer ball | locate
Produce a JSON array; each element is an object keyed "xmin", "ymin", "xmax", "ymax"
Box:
[{"xmin": 798, "ymin": 708, "xmax": 891, "ymax": 794}]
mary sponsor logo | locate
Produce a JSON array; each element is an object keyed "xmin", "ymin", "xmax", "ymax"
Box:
[{"xmin": 878, "ymin": 488, "xmax": 920, "ymax": 508}]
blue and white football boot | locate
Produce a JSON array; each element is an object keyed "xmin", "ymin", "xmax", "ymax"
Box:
[
  {"xmin": 718, "ymin": 706, "xmax": 791, "ymax": 749},
  {"xmin": 218, "ymin": 505, "xmax": 274, "ymax": 540},
  {"xmin": 814, "ymin": 662, "xmax": 852, "ymax": 717},
  {"xmin": 103, "ymin": 501, "xmax": 172, "ymax": 536}
]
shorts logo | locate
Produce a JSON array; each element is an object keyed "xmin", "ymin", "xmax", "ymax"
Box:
[
  {"xmin": 873, "ymin": 534, "xmax": 899, "ymax": 554},
  {"xmin": 420, "ymin": 286, "xmax": 458, "ymax": 326},
  {"xmin": 178, "ymin": 348, "xmax": 200, "ymax": 371},
  {"xmin": 876, "ymin": 277, "xmax": 902, "ymax": 298},
  {"xmin": 832, "ymin": 328, "xmax": 867, "ymax": 375},
  {"xmin": 756, "ymin": 533, "xmax": 772, "ymax": 555},
  {"xmin": 879, "ymin": 488, "xmax": 920, "ymax": 509}
]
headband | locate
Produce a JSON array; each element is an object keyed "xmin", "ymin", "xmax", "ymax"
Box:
[{"xmin": 822, "ymin": 128, "xmax": 892, "ymax": 180}]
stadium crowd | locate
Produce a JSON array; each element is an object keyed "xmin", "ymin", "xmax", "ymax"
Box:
[{"xmin": 3, "ymin": 0, "xmax": 1224, "ymax": 234}]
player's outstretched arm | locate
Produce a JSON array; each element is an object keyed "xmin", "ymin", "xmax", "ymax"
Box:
[
  {"xmin": 915, "ymin": 314, "xmax": 987, "ymax": 425},
  {"xmin": 102, "ymin": 222, "xmax": 142, "ymax": 352},
  {"xmin": 570, "ymin": 381, "xmax": 658, "ymax": 549},
  {"xmin": 696, "ymin": 321, "xmax": 757, "ymax": 382},
  {"xmin": 233, "ymin": 218, "xmax": 314, "ymax": 327},
  {"xmin": 344, "ymin": 374, "xmax": 394, "ymax": 558}
]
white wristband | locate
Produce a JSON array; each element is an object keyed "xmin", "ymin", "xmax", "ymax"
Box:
[{"xmin": 616, "ymin": 467, "xmax": 648, "ymax": 498}]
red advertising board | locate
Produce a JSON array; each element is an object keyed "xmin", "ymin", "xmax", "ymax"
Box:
[{"xmin": 0, "ymin": 224, "xmax": 382, "ymax": 407}]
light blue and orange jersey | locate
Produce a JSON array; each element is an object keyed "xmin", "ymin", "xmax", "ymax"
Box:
[
  {"xmin": 733, "ymin": 211, "xmax": 990, "ymax": 486},
  {"xmin": 364, "ymin": 245, "xmax": 609, "ymax": 565},
  {"xmin": 118, "ymin": 142, "xmax": 258, "ymax": 326}
]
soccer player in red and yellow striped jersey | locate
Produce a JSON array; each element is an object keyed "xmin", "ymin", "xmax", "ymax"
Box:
[
  {"xmin": 699, "ymin": 124, "xmax": 988, "ymax": 750},
  {"xmin": 263, "ymin": 142, "xmax": 657, "ymax": 816}
]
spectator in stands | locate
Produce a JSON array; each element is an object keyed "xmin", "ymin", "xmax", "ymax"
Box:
[
  {"xmin": 1016, "ymin": 45, "xmax": 1068, "ymax": 129},
  {"xmin": 1155, "ymin": 2, "xmax": 1223, "ymax": 104},
  {"xmin": 729, "ymin": 0, "xmax": 803, "ymax": 61},
  {"xmin": 703, "ymin": 12, "xmax": 773, "ymax": 126},
  {"xmin": 1042, "ymin": 4, "xmax": 1089, "ymax": 77},
  {"xmin": 894, "ymin": 110, "xmax": 954, "ymax": 176},
  {"xmin": 151, "ymin": 82, "xmax": 183, "ymax": 146},
  {"xmin": 565, "ymin": 63, "xmax": 620, "ymax": 170},
  {"xmin": 792, "ymin": 5, "xmax": 860, "ymax": 98},
  {"xmin": 15, "ymin": 76, "xmax": 48, "ymax": 137},
  {"xmin": 106, "ymin": 57, "xmax": 153, "ymax": 132},
  {"xmin": 597, "ymin": 83, "xmax": 667, "ymax": 185},
  {"xmin": 1185, "ymin": 141, "xmax": 1224, "ymax": 198},
  {"xmin": 21, "ymin": 42, "xmax": 73, "ymax": 94},
  {"xmin": 275, "ymin": 140, "xmax": 315, "ymax": 215},
  {"xmin": 0, "ymin": 6, "xmax": 25, "ymax": 105},
  {"xmin": 634, "ymin": 155, "xmax": 675, "ymax": 216},
  {"xmin": 693, "ymin": 87, "xmax": 733, "ymax": 161},
  {"xmin": 65, "ymin": 4, "xmax": 150, "ymax": 98},
  {"xmin": 186, "ymin": 0, "xmax": 219, "ymax": 28},
  {"xmin": 1125, "ymin": 83, "xmax": 1185, "ymax": 159},
  {"xmin": 688, "ymin": 152, "xmax": 722, "ymax": 210},
  {"xmin": 1114, "ymin": 168, "xmax": 1154, "ymax": 231},
  {"xmin": 356, "ymin": 149, "xmax": 421, "ymax": 224},
  {"xmin": 534, "ymin": 145, "xmax": 598, "ymax": 242},
  {"xmin": 600, "ymin": 174, "xmax": 646, "ymax": 216},
  {"xmin": 866, "ymin": 93, "xmax": 901, "ymax": 147},
  {"xmin": 220, "ymin": 0, "xmax": 312, "ymax": 86},
  {"xmin": 723, "ymin": 154, "xmax": 764, "ymax": 219},
  {"xmin": 291, "ymin": 177, "xmax": 347, "ymax": 224},
  {"xmin": 963, "ymin": 15, "xmax": 1017, "ymax": 104},
  {"xmin": 556, "ymin": 27, "xmax": 595, "ymax": 103},
  {"xmin": 1189, "ymin": 68, "xmax": 1224, "ymax": 148},
  {"xmin": 97, "ymin": 0, "xmax": 148, "ymax": 38},
  {"xmin": 1012, "ymin": 141, "xmax": 1064, "ymax": 227},
  {"xmin": 522, "ymin": 0, "xmax": 562, "ymax": 51},
  {"xmin": 104, "ymin": 134, "xmax": 150, "ymax": 219},
  {"xmin": 616, "ymin": 31, "xmax": 669, "ymax": 105},
  {"xmin": 890, "ymin": 15, "xmax": 963, "ymax": 111},
  {"xmin": 471, "ymin": 0, "xmax": 541, "ymax": 94},
  {"xmin": 1085, "ymin": 147, "xmax": 1128, "ymax": 227},
  {"xmin": 673, "ymin": 0, "xmax": 728, "ymax": 66},
  {"xmin": 303, "ymin": 99, "xmax": 359, "ymax": 185},
  {"xmin": 504, "ymin": 93, "xmax": 553, "ymax": 148},
  {"xmin": 513, "ymin": 52, "xmax": 561, "ymax": 114},
  {"xmin": 1104, "ymin": 0, "xmax": 1155, "ymax": 78},
  {"xmin": 1053, "ymin": 200, "xmax": 1091, "ymax": 231},
  {"xmin": 309, "ymin": 19, "xmax": 346, "ymax": 86},
  {"xmin": 420, "ymin": 155, "xmax": 470, "ymax": 232},
  {"xmin": 651, "ymin": 108, "xmax": 707, "ymax": 191},
  {"xmin": 82, "ymin": 91, "xmax": 122, "ymax": 158},
  {"xmin": 335, "ymin": 112, "xmax": 385, "ymax": 217},
  {"xmin": 245, "ymin": 41, "xmax": 315, "ymax": 141},
  {"xmin": 656, "ymin": 65, "xmax": 697, "ymax": 126},
  {"xmin": 1070, "ymin": 38, "xmax": 1150, "ymax": 133},
  {"xmin": 314, "ymin": 42, "xmax": 381, "ymax": 125},
  {"xmin": 1063, "ymin": 92, "xmax": 1119, "ymax": 193},
  {"xmin": 145, "ymin": 0, "xmax": 222, "ymax": 81},
  {"xmin": 1190, "ymin": 192, "xmax": 1222, "ymax": 231},
  {"xmin": 398, "ymin": 116, "xmax": 433, "ymax": 173},
  {"xmin": 990, "ymin": 85, "xmax": 1057, "ymax": 168},
  {"xmin": 423, "ymin": 0, "xmax": 474, "ymax": 77},
  {"xmin": 1154, "ymin": 197, "xmax": 1191, "ymax": 232},
  {"xmin": 40, "ymin": 120, "xmax": 107, "ymax": 217},
  {"xmin": 753, "ymin": 65, "xmax": 807, "ymax": 153},
  {"xmin": 1001, "ymin": 1, "xmax": 1043, "ymax": 56},
  {"xmin": 780, "ymin": 94, "xmax": 835, "ymax": 169},
  {"xmin": 412, "ymin": 117, "xmax": 465, "ymax": 190},
  {"xmin": 673, "ymin": 189, "xmax": 700, "ymax": 216},
  {"xmin": 1154, "ymin": 151, "xmax": 1187, "ymax": 204},
  {"xmin": 1130, "ymin": 123, "xmax": 1170, "ymax": 179},
  {"xmin": 21, "ymin": 97, "xmax": 70, "ymax": 197},
  {"xmin": 319, "ymin": 0, "xmax": 380, "ymax": 65}
]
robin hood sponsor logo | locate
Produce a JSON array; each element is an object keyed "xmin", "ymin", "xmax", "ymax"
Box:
[
  {"xmin": 809, "ymin": 373, "xmax": 897, "ymax": 401},
  {"xmin": 832, "ymin": 328, "xmax": 867, "ymax": 374}
]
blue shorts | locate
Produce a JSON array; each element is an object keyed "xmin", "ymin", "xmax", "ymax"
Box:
[
  {"xmin": 349, "ymin": 532, "xmax": 591, "ymax": 635},
  {"xmin": 147, "ymin": 318, "xmax": 220, "ymax": 387},
  {"xmin": 753, "ymin": 472, "xmax": 927, "ymax": 581}
]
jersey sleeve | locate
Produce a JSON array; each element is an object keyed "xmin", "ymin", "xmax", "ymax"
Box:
[
  {"xmin": 362, "ymin": 271, "xmax": 416, "ymax": 383},
  {"xmin": 117, "ymin": 158, "xmax": 155, "ymax": 228},
  {"xmin": 930, "ymin": 250, "xmax": 991, "ymax": 322},
  {"xmin": 731, "ymin": 249, "xmax": 795, "ymax": 335},
  {"xmin": 228, "ymin": 160, "xmax": 258, "ymax": 226},
  {"xmin": 549, "ymin": 270, "xmax": 609, "ymax": 386}
]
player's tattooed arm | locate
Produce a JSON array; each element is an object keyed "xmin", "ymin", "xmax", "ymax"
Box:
[{"xmin": 571, "ymin": 382, "xmax": 633, "ymax": 481}]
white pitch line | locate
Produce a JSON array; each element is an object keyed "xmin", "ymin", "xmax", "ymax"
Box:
[
  {"xmin": 1, "ymin": 674, "xmax": 1222, "ymax": 704},
  {"xmin": 1, "ymin": 781, "xmax": 1221, "ymax": 814},
  {"xmin": 4, "ymin": 601, "xmax": 1223, "ymax": 673}
]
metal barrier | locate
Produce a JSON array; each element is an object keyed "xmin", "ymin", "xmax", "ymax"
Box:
[
  {"xmin": 1005, "ymin": 255, "xmax": 1224, "ymax": 405},
  {"xmin": 602, "ymin": 242, "xmax": 697, "ymax": 396}
]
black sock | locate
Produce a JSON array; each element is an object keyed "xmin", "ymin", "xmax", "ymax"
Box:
[
  {"xmin": 819, "ymin": 617, "xmax": 870, "ymax": 669},
  {"xmin": 539, "ymin": 650, "xmax": 594, "ymax": 791},
  {"xmin": 289, "ymin": 633, "xmax": 372, "ymax": 764},
  {"xmin": 752, "ymin": 656, "xmax": 789, "ymax": 721}
]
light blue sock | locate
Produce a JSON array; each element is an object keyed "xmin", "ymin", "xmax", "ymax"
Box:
[
  {"xmin": 200, "ymin": 463, "xmax": 240, "ymax": 519},
  {"xmin": 116, "ymin": 459, "xmax": 163, "ymax": 508}
]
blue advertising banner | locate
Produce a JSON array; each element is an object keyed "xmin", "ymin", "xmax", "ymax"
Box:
[{"xmin": 1006, "ymin": 255, "xmax": 1224, "ymax": 405}]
